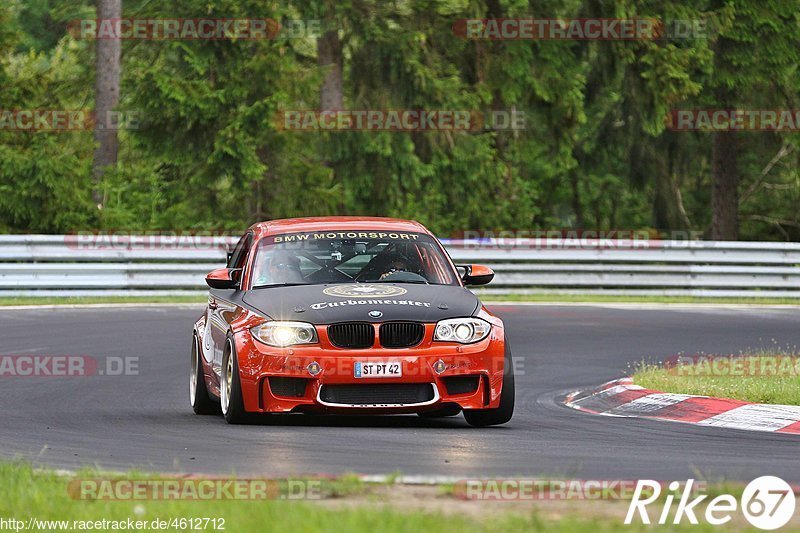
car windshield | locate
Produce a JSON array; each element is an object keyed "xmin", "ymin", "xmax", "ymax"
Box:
[{"xmin": 251, "ymin": 231, "xmax": 458, "ymax": 287}]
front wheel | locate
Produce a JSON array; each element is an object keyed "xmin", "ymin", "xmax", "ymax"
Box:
[
  {"xmin": 221, "ymin": 338, "xmax": 249, "ymax": 424},
  {"xmin": 464, "ymin": 341, "xmax": 515, "ymax": 427}
]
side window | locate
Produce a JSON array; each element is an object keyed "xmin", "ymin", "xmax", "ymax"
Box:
[{"xmin": 227, "ymin": 233, "xmax": 253, "ymax": 269}]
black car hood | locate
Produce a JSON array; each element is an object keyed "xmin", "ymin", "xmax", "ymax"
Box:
[{"xmin": 241, "ymin": 283, "xmax": 480, "ymax": 323}]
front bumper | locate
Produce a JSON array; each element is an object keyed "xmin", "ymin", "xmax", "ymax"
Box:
[{"xmin": 232, "ymin": 322, "xmax": 507, "ymax": 414}]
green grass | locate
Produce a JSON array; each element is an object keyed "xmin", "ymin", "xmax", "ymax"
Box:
[
  {"xmin": 1, "ymin": 294, "xmax": 799, "ymax": 307},
  {"xmin": 634, "ymin": 353, "xmax": 800, "ymax": 405},
  {"xmin": 0, "ymin": 461, "xmax": 729, "ymax": 532}
]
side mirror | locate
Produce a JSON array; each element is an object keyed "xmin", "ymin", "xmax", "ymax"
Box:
[
  {"xmin": 206, "ymin": 268, "xmax": 241, "ymax": 290},
  {"xmin": 459, "ymin": 264, "xmax": 494, "ymax": 286}
]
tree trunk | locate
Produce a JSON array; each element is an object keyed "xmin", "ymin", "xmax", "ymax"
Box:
[
  {"xmin": 570, "ymin": 171, "xmax": 585, "ymax": 228},
  {"xmin": 317, "ymin": 4, "xmax": 343, "ymax": 211},
  {"xmin": 710, "ymin": 34, "xmax": 739, "ymax": 241},
  {"xmin": 92, "ymin": 0, "xmax": 122, "ymax": 209},
  {"xmin": 654, "ymin": 172, "xmax": 690, "ymax": 232},
  {"xmin": 317, "ymin": 18, "xmax": 342, "ymax": 110},
  {"xmin": 711, "ymin": 130, "xmax": 739, "ymax": 240}
]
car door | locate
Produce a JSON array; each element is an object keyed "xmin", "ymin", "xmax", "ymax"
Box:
[{"xmin": 205, "ymin": 231, "xmax": 253, "ymax": 388}]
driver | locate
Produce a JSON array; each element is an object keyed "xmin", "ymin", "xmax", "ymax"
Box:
[
  {"xmin": 255, "ymin": 250, "xmax": 303, "ymax": 285},
  {"xmin": 379, "ymin": 259, "xmax": 409, "ymax": 280}
]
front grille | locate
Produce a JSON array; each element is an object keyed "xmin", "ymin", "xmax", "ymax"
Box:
[
  {"xmin": 328, "ymin": 323, "xmax": 374, "ymax": 349},
  {"xmin": 442, "ymin": 375, "xmax": 480, "ymax": 395},
  {"xmin": 319, "ymin": 383, "xmax": 435, "ymax": 405},
  {"xmin": 269, "ymin": 377, "xmax": 309, "ymax": 398},
  {"xmin": 379, "ymin": 322, "xmax": 425, "ymax": 348}
]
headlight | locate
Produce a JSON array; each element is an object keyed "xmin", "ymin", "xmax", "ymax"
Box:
[
  {"xmin": 250, "ymin": 321, "xmax": 318, "ymax": 347},
  {"xmin": 433, "ymin": 318, "xmax": 491, "ymax": 344}
]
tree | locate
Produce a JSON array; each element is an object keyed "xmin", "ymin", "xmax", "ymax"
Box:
[
  {"xmin": 92, "ymin": 0, "xmax": 121, "ymax": 209},
  {"xmin": 707, "ymin": 0, "xmax": 800, "ymax": 240},
  {"xmin": 1, "ymin": 0, "xmax": 799, "ymax": 239},
  {"xmin": 317, "ymin": 0, "xmax": 342, "ymax": 111}
]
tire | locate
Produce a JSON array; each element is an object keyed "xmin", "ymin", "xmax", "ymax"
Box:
[
  {"xmin": 190, "ymin": 335, "xmax": 220, "ymax": 415},
  {"xmin": 463, "ymin": 340, "xmax": 515, "ymax": 427},
  {"xmin": 418, "ymin": 404, "xmax": 462, "ymax": 418},
  {"xmin": 221, "ymin": 337, "xmax": 249, "ymax": 424}
]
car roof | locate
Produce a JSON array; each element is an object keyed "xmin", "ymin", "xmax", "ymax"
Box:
[{"xmin": 247, "ymin": 217, "xmax": 432, "ymax": 238}]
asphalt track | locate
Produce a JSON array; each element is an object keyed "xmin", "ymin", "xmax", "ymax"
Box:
[{"xmin": 1, "ymin": 304, "xmax": 799, "ymax": 481}]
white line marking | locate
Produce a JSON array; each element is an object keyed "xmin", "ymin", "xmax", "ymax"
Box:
[
  {"xmin": 606, "ymin": 393, "xmax": 695, "ymax": 416},
  {"xmin": 697, "ymin": 404, "xmax": 800, "ymax": 432},
  {"xmin": 568, "ymin": 384, "xmax": 644, "ymax": 409},
  {"xmin": 0, "ymin": 303, "xmax": 203, "ymax": 310},
  {"xmin": 359, "ymin": 474, "xmax": 465, "ymax": 485},
  {"xmin": 483, "ymin": 302, "xmax": 800, "ymax": 310}
]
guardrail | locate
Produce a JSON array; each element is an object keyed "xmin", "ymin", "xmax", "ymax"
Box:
[{"xmin": 1, "ymin": 235, "xmax": 799, "ymax": 298}]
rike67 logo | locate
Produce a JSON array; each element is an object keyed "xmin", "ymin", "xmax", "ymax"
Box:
[{"xmin": 626, "ymin": 476, "xmax": 796, "ymax": 530}]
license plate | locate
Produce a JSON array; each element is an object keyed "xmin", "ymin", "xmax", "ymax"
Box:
[{"xmin": 354, "ymin": 361, "xmax": 402, "ymax": 378}]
